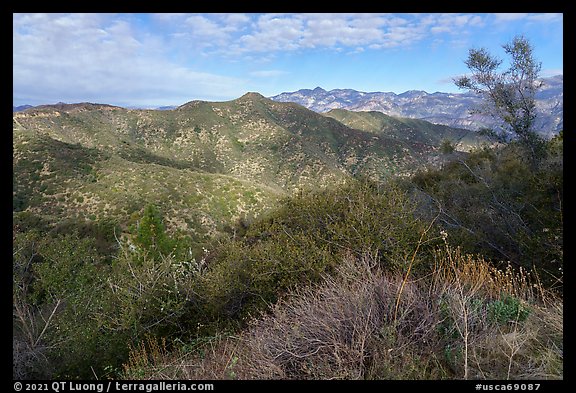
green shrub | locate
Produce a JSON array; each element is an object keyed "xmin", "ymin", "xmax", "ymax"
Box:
[
  {"xmin": 32, "ymin": 234, "xmax": 102, "ymax": 300},
  {"xmin": 197, "ymin": 179, "xmax": 435, "ymax": 326},
  {"xmin": 129, "ymin": 204, "xmax": 197, "ymax": 263},
  {"xmin": 407, "ymin": 139, "xmax": 563, "ymax": 287},
  {"xmin": 440, "ymin": 139, "xmax": 456, "ymax": 154},
  {"xmin": 486, "ymin": 295, "xmax": 530, "ymax": 325},
  {"xmin": 12, "ymin": 232, "xmax": 120, "ymax": 378},
  {"xmin": 103, "ymin": 250, "xmax": 195, "ymax": 339},
  {"xmin": 133, "ymin": 204, "xmax": 174, "ymax": 259},
  {"xmin": 50, "ymin": 217, "xmax": 120, "ymax": 258},
  {"xmin": 13, "ymin": 211, "xmax": 50, "ymax": 233}
]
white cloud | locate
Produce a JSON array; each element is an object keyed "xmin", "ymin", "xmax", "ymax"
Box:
[
  {"xmin": 468, "ymin": 15, "xmax": 484, "ymax": 26},
  {"xmin": 232, "ymin": 14, "xmax": 435, "ymax": 53},
  {"xmin": 13, "ymin": 13, "xmax": 247, "ymax": 106},
  {"xmin": 185, "ymin": 15, "xmax": 230, "ymax": 41},
  {"xmin": 492, "ymin": 13, "xmax": 562, "ymax": 24},
  {"xmin": 382, "ymin": 24, "xmax": 427, "ymax": 47},
  {"xmin": 239, "ymin": 15, "xmax": 305, "ymax": 52},
  {"xmin": 347, "ymin": 47, "xmax": 365, "ymax": 55},
  {"xmin": 430, "ymin": 26, "xmax": 452, "ymax": 34},
  {"xmin": 222, "ymin": 13, "xmax": 251, "ymax": 27},
  {"xmin": 304, "ymin": 16, "xmax": 385, "ymax": 47},
  {"xmin": 148, "ymin": 13, "xmax": 491, "ymax": 56},
  {"xmin": 152, "ymin": 13, "xmax": 189, "ymax": 21},
  {"xmin": 151, "ymin": 13, "xmax": 422, "ymax": 62},
  {"xmin": 429, "ymin": 14, "xmax": 485, "ymax": 34}
]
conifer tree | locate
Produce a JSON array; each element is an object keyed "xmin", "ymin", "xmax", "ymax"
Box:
[{"xmin": 135, "ymin": 204, "xmax": 173, "ymax": 259}]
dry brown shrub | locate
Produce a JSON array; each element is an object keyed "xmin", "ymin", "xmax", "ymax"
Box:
[
  {"xmin": 230, "ymin": 251, "xmax": 439, "ymax": 379},
  {"xmin": 121, "ymin": 246, "xmax": 562, "ymax": 380}
]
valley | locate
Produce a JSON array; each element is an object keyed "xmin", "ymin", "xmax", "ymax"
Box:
[{"xmin": 13, "ymin": 93, "xmax": 484, "ymax": 239}]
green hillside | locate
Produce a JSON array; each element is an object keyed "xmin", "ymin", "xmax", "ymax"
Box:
[
  {"xmin": 324, "ymin": 108, "xmax": 486, "ymax": 151},
  {"xmin": 13, "ymin": 127, "xmax": 282, "ymax": 242},
  {"xmin": 14, "ymin": 94, "xmax": 476, "ymax": 239}
]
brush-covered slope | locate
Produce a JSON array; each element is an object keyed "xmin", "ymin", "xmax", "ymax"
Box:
[
  {"xmin": 13, "ymin": 126, "xmax": 282, "ymax": 241},
  {"xmin": 13, "ymin": 93, "xmax": 477, "ymax": 238},
  {"xmin": 324, "ymin": 109, "xmax": 486, "ymax": 151}
]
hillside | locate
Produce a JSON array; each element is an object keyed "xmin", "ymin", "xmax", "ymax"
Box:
[
  {"xmin": 13, "ymin": 93, "xmax": 483, "ymax": 239},
  {"xmin": 12, "ymin": 92, "xmax": 562, "ymax": 381},
  {"xmin": 324, "ymin": 109, "xmax": 485, "ymax": 151}
]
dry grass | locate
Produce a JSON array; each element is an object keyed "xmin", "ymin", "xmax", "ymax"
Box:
[
  {"xmin": 466, "ymin": 301, "xmax": 563, "ymax": 380},
  {"xmin": 121, "ymin": 246, "xmax": 563, "ymax": 380},
  {"xmin": 121, "ymin": 333, "xmax": 244, "ymax": 380},
  {"xmin": 426, "ymin": 244, "xmax": 562, "ymax": 380}
]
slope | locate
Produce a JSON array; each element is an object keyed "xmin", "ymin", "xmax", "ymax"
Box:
[
  {"xmin": 324, "ymin": 109, "xmax": 486, "ymax": 151},
  {"xmin": 13, "ymin": 127, "xmax": 282, "ymax": 242},
  {"xmin": 13, "ymin": 93, "xmax": 477, "ymax": 239}
]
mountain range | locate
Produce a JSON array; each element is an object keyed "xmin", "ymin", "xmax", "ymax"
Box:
[
  {"xmin": 13, "ymin": 93, "xmax": 485, "ymax": 240},
  {"xmin": 270, "ymin": 75, "xmax": 563, "ymax": 139},
  {"xmin": 13, "ymin": 104, "xmax": 34, "ymax": 112}
]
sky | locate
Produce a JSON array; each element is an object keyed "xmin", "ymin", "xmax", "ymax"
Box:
[{"xmin": 13, "ymin": 13, "xmax": 563, "ymax": 108}]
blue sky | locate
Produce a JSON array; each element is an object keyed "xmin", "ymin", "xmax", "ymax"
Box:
[{"xmin": 13, "ymin": 13, "xmax": 563, "ymax": 108}]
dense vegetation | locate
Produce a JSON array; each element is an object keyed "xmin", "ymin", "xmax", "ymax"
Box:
[
  {"xmin": 324, "ymin": 108, "xmax": 485, "ymax": 150},
  {"xmin": 13, "ymin": 130, "xmax": 562, "ymax": 379},
  {"xmin": 13, "ymin": 94, "xmax": 482, "ymax": 253},
  {"xmin": 408, "ymin": 135, "xmax": 563, "ymax": 288}
]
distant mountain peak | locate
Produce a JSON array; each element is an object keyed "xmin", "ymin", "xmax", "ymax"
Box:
[
  {"xmin": 398, "ymin": 90, "xmax": 428, "ymax": 97},
  {"xmin": 270, "ymin": 76, "xmax": 563, "ymax": 138},
  {"xmin": 13, "ymin": 104, "xmax": 33, "ymax": 112}
]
